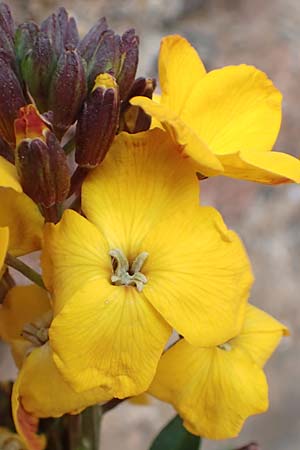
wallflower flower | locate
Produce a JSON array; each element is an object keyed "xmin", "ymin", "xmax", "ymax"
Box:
[
  {"xmin": 131, "ymin": 35, "xmax": 300, "ymax": 184},
  {"xmin": 0, "ymin": 156, "xmax": 43, "ymax": 256},
  {"xmin": 0, "ymin": 285, "xmax": 113, "ymax": 450},
  {"xmin": 149, "ymin": 304, "xmax": 288, "ymax": 439},
  {"xmin": 42, "ymin": 128, "xmax": 253, "ymax": 399}
]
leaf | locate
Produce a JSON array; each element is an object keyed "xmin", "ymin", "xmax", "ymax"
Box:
[{"xmin": 149, "ymin": 414, "xmax": 201, "ymax": 450}]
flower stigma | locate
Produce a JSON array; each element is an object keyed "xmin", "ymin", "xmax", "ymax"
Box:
[
  {"xmin": 109, "ymin": 248, "xmax": 149, "ymax": 292},
  {"xmin": 218, "ymin": 342, "xmax": 232, "ymax": 351},
  {"xmin": 22, "ymin": 310, "xmax": 53, "ymax": 347}
]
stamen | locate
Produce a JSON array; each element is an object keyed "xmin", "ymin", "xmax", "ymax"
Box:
[
  {"xmin": 218, "ymin": 342, "xmax": 232, "ymax": 351},
  {"xmin": 22, "ymin": 310, "xmax": 52, "ymax": 347},
  {"xmin": 109, "ymin": 248, "xmax": 149, "ymax": 292}
]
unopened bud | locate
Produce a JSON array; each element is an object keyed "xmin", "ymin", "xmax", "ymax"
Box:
[
  {"xmin": 20, "ymin": 31, "xmax": 56, "ymax": 112},
  {"xmin": 119, "ymin": 77, "xmax": 156, "ymax": 133},
  {"xmin": 15, "ymin": 21, "xmax": 39, "ymax": 64},
  {"xmin": 83, "ymin": 27, "xmax": 139, "ymax": 100},
  {"xmin": 75, "ymin": 73, "xmax": 120, "ymax": 168},
  {"xmin": 14, "ymin": 105, "xmax": 70, "ymax": 207},
  {"xmin": 0, "ymin": 3, "xmax": 15, "ymax": 64},
  {"xmin": 0, "ymin": 53, "xmax": 26, "ymax": 147},
  {"xmin": 78, "ymin": 17, "xmax": 108, "ymax": 61},
  {"xmin": 41, "ymin": 7, "xmax": 79, "ymax": 56},
  {"xmin": 48, "ymin": 48, "xmax": 87, "ymax": 138}
]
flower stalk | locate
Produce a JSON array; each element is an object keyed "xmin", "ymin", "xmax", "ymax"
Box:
[
  {"xmin": 5, "ymin": 253, "xmax": 45, "ymax": 289},
  {"xmin": 68, "ymin": 406, "xmax": 102, "ymax": 450}
]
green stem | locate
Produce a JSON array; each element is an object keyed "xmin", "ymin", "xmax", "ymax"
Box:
[
  {"xmin": 0, "ymin": 269, "xmax": 15, "ymax": 302},
  {"xmin": 63, "ymin": 136, "xmax": 76, "ymax": 155},
  {"xmin": 5, "ymin": 254, "xmax": 45, "ymax": 289},
  {"xmin": 68, "ymin": 406, "xmax": 102, "ymax": 450}
]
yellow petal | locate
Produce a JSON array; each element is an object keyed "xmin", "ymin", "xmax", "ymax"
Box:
[
  {"xmin": 0, "ymin": 188, "xmax": 43, "ymax": 256},
  {"xmin": 50, "ymin": 279, "xmax": 171, "ymax": 395},
  {"xmin": 159, "ymin": 35, "xmax": 206, "ymax": 115},
  {"xmin": 130, "ymin": 98, "xmax": 223, "ymax": 176},
  {"xmin": 182, "ymin": 65, "xmax": 282, "ymax": 155},
  {"xmin": 14, "ymin": 343, "xmax": 112, "ymax": 418},
  {"xmin": 42, "ymin": 209, "xmax": 111, "ymax": 313},
  {"xmin": 82, "ymin": 128, "xmax": 203, "ymax": 259},
  {"xmin": 12, "ymin": 376, "xmax": 46, "ymax": 450},
  {"xmin": 0, "ymin": 156, "xmax": 22, "ymax": 192},
  {"xmin": 149, "ymin": 339, "xmax": 268, "ymax": 439},
  {"xmin": 0, "ymin": 226, "xmax": 9, "ymax": 271},
  {"xmin": 233, "ymin": 304, "xmax": 289, "ymax": 368},
  {"xmin": 0, "ymin": 285, "xmax": 50, "ymax": 342},
  {"xmin": 141, "ymin": 206, "xmax": 253, "ymax": 346}
]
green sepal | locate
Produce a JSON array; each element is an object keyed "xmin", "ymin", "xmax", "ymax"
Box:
[{"xmin": 149, "ymin": 415, "xmax": 202, "ymax": 450}]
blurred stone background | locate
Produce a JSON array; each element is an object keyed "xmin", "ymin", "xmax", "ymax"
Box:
[{"xmin": 5, "ymin": 0, "xmax": 300, "ymax": 449}]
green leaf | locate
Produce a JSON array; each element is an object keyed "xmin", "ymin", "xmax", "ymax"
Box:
[{"xmin": 149, "ymin": 414, "xmax": 202, "ymax": 450}]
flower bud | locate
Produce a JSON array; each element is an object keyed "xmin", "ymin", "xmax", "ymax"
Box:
[
  {"xmin": 0, "ymin": 3, "xmax": 15, "ymax": 63},
  {"xmin": 15, "ymin": 21, "xmax": 39, "ymax": 64},
  {"xmin": 119, "ymin": 77, "xmax": 156, "ymax": 133},
  {"xmin": 78, "ymin": 17, "xmax": 107, "ymax": 61},
  {"xmin": 48, "ymin": 48, "xmax": 87, "ymax": 138},
  {"xmin": 83, "ymin": 27, "xmax": 139, "ymax": 100},
  {"xmin": 20, "ymin": 31, "xmax": 57, "ymax": 112},
  {"xmin": 75, "ymin": 73, "xmax": 120, "ymax": 168},
  {"xmin": 14, "ymin": 105, "xmax": 70, "ymax": 208},
  {"xmin": 41, "ymin": 7, "xmax": 79, "ymax": 56},
  {"xmin": 0, "ymin": 52, "xmax": 26, "ymax": 147}
]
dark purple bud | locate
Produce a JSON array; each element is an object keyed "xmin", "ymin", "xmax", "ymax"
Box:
[
  {"xmin": 78, "ymin": 17, "xmax": 107, "ymax": 61},
  {"xmin": 41, "ymin": 7, "xmax": 79, "ymax": 55},
  {"xmin": 119, "ymin": 77, "xmax": 156, "ymax": 133},
  {"xmin": 0, "ymin": 3, "xmax": 15, "ymax": 62},
  {"xmin": 15, "ymin": 21, "xmax": 39, "ymax": 63},
  {"xmin": 0, "ymin": 53, "xmax": 26, "ymax": 147},
  {"xmin": 21, "ymin": 31, "xmax": 56, "ymax": 112},
  {"xmin": 117, "ymin": 29, "xmax": 139, "ymax": 99},
  {"xmin": 48, "ymin": 48, "xmax": 87, "ymax": 138},
  {"xmin": 15, "ymin": 105, "xmax": 70, "ymax": 208},
  {"xmin": 75, "ymin": 73, "xmax": 120, "ymax": 168}
]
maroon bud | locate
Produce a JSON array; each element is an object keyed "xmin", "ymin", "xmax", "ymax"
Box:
[
  {"xmin": 119, "ymin": 77, "xmax": 156, "ymax": 133},
  {"xmin": 0, "ymin": 53, "xmax": 26, "ymax": 147},
  {"xmin": 75, "ymin": 73, "xmax": 119, "ymax": 168},
  {"xmin": 41, "ymin": 7, "xmax": 79, "ymax": 55},
  {"xmin": 48, "ymin": 48, "xmax": 87, "ymax": 138},
  {"xmin": 78, "ymin": 17, "xmax": 108, "ymax": 61},
  {"xmin": 117, "ymin": 29, "xmax": 139, "ymax": 99},
  {"xmin": 0, "ymin": 3, "xmax": 15, "ymax": 63},
  {"xmin": 15, "ymin": 105, "xmax": 70, "ymax": 208}
]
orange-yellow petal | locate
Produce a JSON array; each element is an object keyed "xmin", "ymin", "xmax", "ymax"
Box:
[
  {"xmin": 82, "ymin": 128, "xmax": 203, "ymax": 259},
  {"xmin": 42, "ymin": 209, "xmax": 111, "ymax": 313},
  {"xmin": 50, "ymin": 279, "xmax": 171, "ymax": 395},
  {"xmin": 0, "ymin": 156, "xmax": 22, "ymax": 192},
  {"xmin": 0, "ymin": 226, "xmax": 9, "ymax": 272},
  {"xmin": 182, "ymin": 64, "xmax": 282, "ymax": 155},
  {"xmin": 159, "ymin": 35, "xmax": 206, "ymax": 114},
  {"xmin": 130, "ymin": 98, "xmax": 223, "ymax": 176},
  {"xmin": 149, "ymin": 339, "xmax": 268, "ymax": 439},
  {"xmin": 141, "ymin": 206, "xmax": 253, "ymax": 346}
]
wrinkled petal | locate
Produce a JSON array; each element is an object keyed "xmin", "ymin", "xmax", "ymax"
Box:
[
  {"xmin": 13, "ymin": 343, "xmax": 112, "ymax": 419},
  {"xmin": 0, "ymin": 188, "xmax": 43, "ymax": 256},
  {"xmin": 233, "ymin": 304, "xmax": 289, "ymax": 368},
  {"xmin": 149, "ymin": 339, "xmax": 268, "ymax": 439},
  {"xmin": 159, "ymin": 35, "xmax": 206, "ymax": 114},
  {"xmin": 182, "ymin": 65, "xmax": 282, "ymax": 155},
  {"xmin": 0, "ymin": 226, "xmax": 9, "ymax": 271},
  {"xmin": 217, "ymin": 149, "xmax": 300, "ymax": 184},
  {"xmin": 82, "ymin": 128, "xmax": 206, "ymax": 259},
  {"xmin": 141, "ymin": 206, "xmax": 253, "ymax": 346},
  {"xmin": 50, "ymin": 279, "xmax": 171, "ymax": 395},
  {"xmin": 12, "ymin": 377, "xmax": 46, "ymax": 450},
  {"xmin": 42, "ymin": 209, "xmax": 111, "ymax": 313},
  {"xmin": 0, "ymin": 156, "xmax": 22, "ymax": 192},
  {"xmin": 130, "ymin": 98, "xmax": 223, "ymax": 176}
]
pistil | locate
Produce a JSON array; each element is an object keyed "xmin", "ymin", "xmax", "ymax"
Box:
[{"xmin": 109, "ymin": 248, "xmax": 149, "ymax": 292}]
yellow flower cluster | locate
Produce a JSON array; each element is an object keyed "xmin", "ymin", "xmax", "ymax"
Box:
[{"xmin": 0, "ymin": 34, "xmax": 296, "ymax": 449}]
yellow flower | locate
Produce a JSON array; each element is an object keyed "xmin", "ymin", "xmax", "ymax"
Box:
[
  {"xmin": 0, "ymin": 285, "xmax": 112, "ymax": 450},
  {"xmin": 131, "ymin": 35, "xmax": 300, "ymax": 184},
  {"xmin": 0, "ymin": 156, "xmax": 43, "ymax": 256},
  {"xmin": 42, "ymin": 128, "xmax": 253, "ymax": 398},
  {"xmin": 149, "ymin": 304, "xmax": 289, "ymax": 439}
]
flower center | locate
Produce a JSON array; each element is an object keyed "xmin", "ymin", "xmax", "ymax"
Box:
[
  {"xmin": 22, "ymin": 310, "xmax": 53, "ymax": 347},
  {"xmin": 218, "ymin": 342, "xmax": 232, "ymax": 351},
  {"xmin": 109, "ymin": 248, "xmax": 149, "ymax": 292}
]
